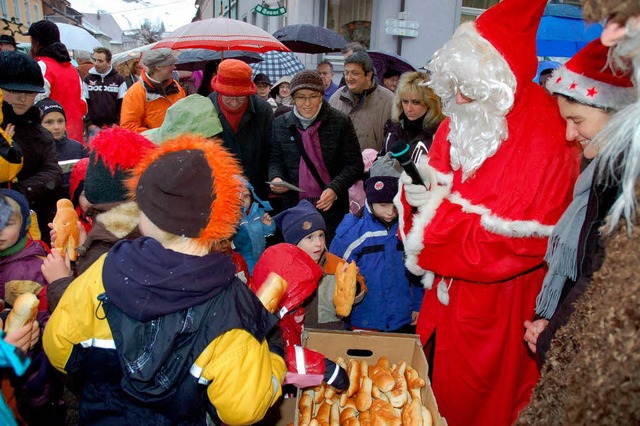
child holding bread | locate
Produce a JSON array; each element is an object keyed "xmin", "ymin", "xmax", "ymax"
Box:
[
  {"xmin": 272, "ymin": 199, "xmax": 366, "ymax": 330},
  {"xmin": 330, "ymin": 176, "xmax": 424, "ymax": 332},
  {"xmin": 0, "ymin": 189, "xmax": 66, "ymax": 425},
  {"xmin": 43, "ymin": 134, "xmax": 287, "ymax": 425}
]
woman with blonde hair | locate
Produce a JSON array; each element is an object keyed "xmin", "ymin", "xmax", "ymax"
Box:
[{"xmin": 381, "ymin": 71, "xmax": 445, "ymax": 158}]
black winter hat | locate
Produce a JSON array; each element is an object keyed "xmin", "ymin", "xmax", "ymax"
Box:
[
  {"xmin": 28, "ymin": 20, "xmax": 60, "ymax": 47},
  {"xmin": 0, "ymin": 35, "xmax": 16, "ymax": 47},
  {"xmin": 36, "ymin": 98, "xmax": 65, "ymax": 119},
  {"xmin": 253, "ymin": 73, "xmax": 272, "ymax": 86},
  {"xmin": 365, "ymin": 176, "xmax": 399, "ymax": 204},
  {"xmin": 84, "ymin": 127, "xmax": 156, "ymax": 205},
  {"xmin": 0, "ymin": 51, "xmax": 45, "ymax": 93}
]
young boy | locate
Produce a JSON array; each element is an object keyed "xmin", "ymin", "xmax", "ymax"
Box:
[
  {"xmin": 43, "ymin": 134, "xmax": 286, "ymax": 425},
  {"xmin": 233, "ymin": 181, "xmax": 275, "ymax": 274},
  {"xmin": 0, "ymin": 189, "xmax": 65, "ymax": 425},
  {"xmin": 36, "ymin": 98, "xmax": 87, "ymax": 192},
  {"xmin": 273, "ymin": 199, "xmax": 366, "ymax": 330},
  {"xmin": 330, "ymin": 176, "xmax": 424, "ymax": 332}
]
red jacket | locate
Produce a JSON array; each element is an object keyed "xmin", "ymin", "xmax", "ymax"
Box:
[{"xmin": 36, "ymin": 56, "xmax": 87, "ymax": 143}]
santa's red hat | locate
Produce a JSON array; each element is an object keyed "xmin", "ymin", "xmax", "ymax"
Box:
[
  {"xmin": 546, "ymin": 39, "xmax": 635, "ymax": 111},
  {"xmin": 474, "ymin": 0, "xmax": 548, "ymax": 85}
]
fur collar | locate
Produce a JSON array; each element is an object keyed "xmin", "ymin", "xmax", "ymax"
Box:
[{"xmin": 95, "ymin": 201, "xmax": 139, "ymax": 239}]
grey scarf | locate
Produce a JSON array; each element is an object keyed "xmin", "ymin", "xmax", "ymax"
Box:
[{"xmin": 535, "ymin": 160, "xmax": 596, "ymax": 318}]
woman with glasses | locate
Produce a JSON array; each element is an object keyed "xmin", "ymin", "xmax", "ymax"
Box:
[
  {"xmin": 0, "ymin": 51, "xmax": 63, "ymax": 245},
  {"xmin": 269, "ymin": 70, "xmax": 363, "ymax": 244}
]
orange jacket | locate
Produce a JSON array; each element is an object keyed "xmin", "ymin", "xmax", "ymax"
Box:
[{"xmin": 120, "ymin": 73, "xmax": 185, "ymax": 133}]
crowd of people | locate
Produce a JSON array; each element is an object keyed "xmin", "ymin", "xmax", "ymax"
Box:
[{"xmin": 0, "ymin": 0, "xmax": 639, "ymax": 423}]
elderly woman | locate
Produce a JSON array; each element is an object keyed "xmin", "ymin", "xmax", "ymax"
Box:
[
  {"xmin": 381, "ymin": 71, "xmax": 444, "ymax": 158},
  {"xmin": 269, "ymin": 70, "xmax": 363, "ymax": 243}
]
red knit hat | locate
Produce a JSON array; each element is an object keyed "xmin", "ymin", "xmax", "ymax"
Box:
[
  {"xmin": 474, "ymin": 0, "xmax": 548, "ymax": 85},
  {"xmin": 546, "ymin": 39, "xmax": 635, "ymax": 111},
  {"xmin": 211, "ymin": 59, "xmax": 257, "ymax": 96}
]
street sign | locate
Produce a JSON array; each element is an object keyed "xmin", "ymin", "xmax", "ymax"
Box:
[
  {"xmin": 385, "ymin": 19, "xmax": 420, "ymax": 29},
  {"xmin": 385, "ymin": 27, "xmax": 419, "ymax": 37}
]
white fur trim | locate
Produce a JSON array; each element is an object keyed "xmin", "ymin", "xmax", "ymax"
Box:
[
  {"xmin": 448, "ymin": 192, "xmax": 555, "ymax": 237},
  {"xmin": 402, "ymin": 185, "xmax": 450, "ymax": 276},
  {"xmin": 422, "ymin": 271, "xmax": 435, "ymax": 289},
  {"xmin": 547, "ymin": 67, "xmax": 636, "ymax": 111}
]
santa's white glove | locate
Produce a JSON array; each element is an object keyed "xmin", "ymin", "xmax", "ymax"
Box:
[{"xmin": 400, "ymin": 171, "xmax": 430, "ymax": 208}]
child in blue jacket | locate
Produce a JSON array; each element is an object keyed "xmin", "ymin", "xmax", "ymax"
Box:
[
  {"xmin": 233, "ymin": 181, "xmax": 275, "ymax": 273},
  {"xmin": 329, "ymin": 175, "xmax": 423, "ymax": 332}
]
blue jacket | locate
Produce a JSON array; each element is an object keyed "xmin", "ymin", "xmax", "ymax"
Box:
[
  {"xmin": 329, "ymin": 205, "xmax": 423, "ymax": 331},
  {"xmin": 233, "ymin": 201, "xmax": 275, "ymax": 273}
]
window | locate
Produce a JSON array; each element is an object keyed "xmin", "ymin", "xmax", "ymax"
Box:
[
  {"xmin": 1, "ymin": 0, "xmax": 8, "ymax": 19},
  {"xmin": 461, "ymin": 0, "xmax": 499, "ymax": 23},
  {"xmin": 327, "ymin": 0, "xmax": 372, "ymax": 49},
  {"xmin": 24, "ymin": 0, "xmax": 30, "ymax": 24},
  {"xmin": 33, "ymin": 3, "xmax": 38, "ymax": 21}
]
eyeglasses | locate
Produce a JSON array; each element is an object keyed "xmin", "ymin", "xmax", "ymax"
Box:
[
  {"xmin": 3, "ymin": 89, "xmax": 38, "ymax": 100},
  {"xmin": 293, "ymin": 94, "xmax": 322, "ymax": 103}
]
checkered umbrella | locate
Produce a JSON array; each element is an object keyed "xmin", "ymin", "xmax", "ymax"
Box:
[{"xmin": 250, "ymin": 51, "xmax": 305, "ymax": 83}]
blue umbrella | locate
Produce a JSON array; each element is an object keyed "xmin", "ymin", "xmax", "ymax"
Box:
[
  {"xmin": 250, "ymin": 51, "xmax": 305, "ymax": 83},
  {"xmin": 536, "ymin": 4, "xmax": 603, "ymax": 58}
]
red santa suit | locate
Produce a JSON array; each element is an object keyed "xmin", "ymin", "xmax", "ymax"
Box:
[{"xmin": 395, "ymin": 1, "xmax": 582, "ymax": 425}]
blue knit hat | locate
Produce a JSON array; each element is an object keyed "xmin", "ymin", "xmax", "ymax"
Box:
[
  {"xmin": 273, "ymin": 199, "xmax": 325, "ymax": 245},
  {"xmin": 0, "ymin": 189, "xmax": 31, "ymax": 240}
]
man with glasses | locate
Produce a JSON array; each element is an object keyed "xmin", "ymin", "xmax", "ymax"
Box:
[
  {"xmin": 120, "ymin": 48, "xmax": 185, "ymax": 133},
  {"xmin": 317, "ymin": 60, "xmax": 338, "ymax": 101},
  {"xmin": 208, "ymin": 59, "xmax": 274, "ymax": 199},
  {"xmin": 329, "ymin": 51, "xmax": 394, "ymax": 151},
  {"xmin": 0, "ymin": 51, "xmax": 64, "ymax": 244},
  {"xmin": 83, "ymin": 47, "xmax": 127, "ymax": 138}
]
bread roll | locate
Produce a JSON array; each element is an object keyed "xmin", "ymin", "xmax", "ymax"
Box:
[
  {"xmin": 421, "ymin": 406, "xmax": 433, "ymax": 426},
  {"xmin": 53, "ymin": 198, "xmax": 80, "ymax": 261},
  {"xmin": 371, "ymin": 364, "xmax": 395, "ymax": 392},
  {"xmin": 5, "ymin": 293, "xmax": 39, "ymax": 334},
  {"xmin": 346, "ymin": 359, "xmax": 360, "ymax": 397},
  {"xmin": 370, "ymin": 399, "xmax": 402, "ymax": 426},
  {"xmin": 299, "ymin": 390, "xmax": 313, "ymax": 425},
  {"xmin": 405, "ymin": 364, "xmax": 426, "ymax": 390},
  {"xmin": 401, "ymin": 398, "xmax": 423, "ymax": 426},
  {"xmin": 333, "ymin": 260, "xmax": 357, "ymax": 317},
  {"xmin": 256, "ymin": 272, "xmax": 288, "ymax": 313},
  {"xmin": 360, "ymin": 411, "xmax": 372, "ymax": 426},
  {"xmin": 388, "ymin": 362, "xmax": 408, "ymax": 408},
  {"xmin": 356, "ymin": 375, "xmax": 373, "ymax": 412}
]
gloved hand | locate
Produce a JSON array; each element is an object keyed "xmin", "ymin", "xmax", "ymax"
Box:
[
  {"xmin": 323, "ymin": 358, "xmax": 349, "ymax": 391},
  {"xmin": 401, "ymin": 172, "xmax": 430, "ymax": 208}
]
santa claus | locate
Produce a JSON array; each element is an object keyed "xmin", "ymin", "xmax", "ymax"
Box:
[{"xmin": 394, "ymin": 0, "xmax": 582, "ymax": 425}]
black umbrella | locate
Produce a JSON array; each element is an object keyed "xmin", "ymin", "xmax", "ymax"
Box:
[
  {"xmin": 175, "ymin": 49, "xmax": 264, "ymax": 71},
  {"xmin": 273, "ymin": 24, "xmax": 347, "ymax": 54},
  {"xmin": 367, "ymin": 50, "xmax": 416, "ymax": 84}
]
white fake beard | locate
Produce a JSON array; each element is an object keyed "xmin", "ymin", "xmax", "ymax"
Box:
[{"xmin": 444, "ymin": 97, "xmax": 508, "ymax": 182}]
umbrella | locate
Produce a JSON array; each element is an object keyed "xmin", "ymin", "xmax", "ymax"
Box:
[
  {"xmin": 250, "ymin": 51, "xmax": 305, "ymax": 83},
  {"xmin": 175, "ymin": 49, "xmax": 263, "ymax": 71},
  {"xmin": 367, "ymin": 50, "xmax": 416, "ymax": 84},
  {"xmin": 153, "ymin": 17, "xmax": 289, "ymax": 53},
  {"xmin": 111, "ymin": 42, "xmax": 157, "ymax": 67},
  {"xmin": 273, "ymin": 23, "xmax": 347, "ymax": 54},
  {"xmin": 536, "ymin": 4, "xmax": 603, "ymax": 58},
  {"xmin": 55, "ymin": 23, "xmax": 101, "ymax": 52}
]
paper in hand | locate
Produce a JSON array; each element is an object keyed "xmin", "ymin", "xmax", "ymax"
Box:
[{"xmin": 266, "ymin": 180, "xmax": 305, "ymax": 192}]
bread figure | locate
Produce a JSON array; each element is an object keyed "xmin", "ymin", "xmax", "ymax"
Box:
[
  {"xmin": 53, "ymin": 198, "xmax": 80, "ymax": 261},
  {"xmin": 5, "ymin": 293, "xmax": 39, "ymax": 333},
  {"xmin": 333, "ymin": 260, "xmax": 357, "ymax": 317}
]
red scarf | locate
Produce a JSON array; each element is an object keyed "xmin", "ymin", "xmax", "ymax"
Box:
[{"xmin": 217, "ymin": 94, "xmax": 249, "ymax": 133}]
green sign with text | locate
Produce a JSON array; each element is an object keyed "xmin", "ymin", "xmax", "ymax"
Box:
[{"xmin": 254, "ymin": 3, "xmax": 287, "ymax": 16}]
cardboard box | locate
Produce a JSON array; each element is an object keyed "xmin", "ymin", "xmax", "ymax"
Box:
[{"xmin": 292, "ymin": 328, "xmax": 447, "ymax": 425}]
